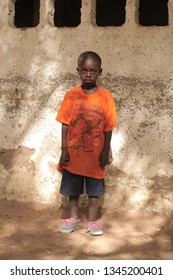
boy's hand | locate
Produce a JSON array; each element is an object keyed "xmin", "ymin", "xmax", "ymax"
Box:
[
  {"xmin": 59, "ymin": 149, "xmax": 70, "ymax": 167},
  {"xmin": 99, "ymin": 149, "xmax": 109, "ymax": 167}
]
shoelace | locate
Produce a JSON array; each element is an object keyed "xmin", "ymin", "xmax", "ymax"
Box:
[
  {"xmin": 64, "ymin": 218, "xmax": 80, "ymax": 224},
  {"xmin": 86, "ymin": 221, "xmax": 104, "ymax": 232}
]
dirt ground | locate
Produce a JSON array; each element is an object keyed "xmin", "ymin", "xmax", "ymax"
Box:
[{"xmin": 0, "ymin": 199, "xmax": 173, "ymax": 260}]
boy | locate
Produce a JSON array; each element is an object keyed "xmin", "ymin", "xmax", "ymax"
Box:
[{"xmin": 56, "ymin": 51, "xmax": 116, "ymax": 235}]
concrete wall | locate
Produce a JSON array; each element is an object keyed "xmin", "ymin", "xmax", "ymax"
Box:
[{"xmin": 0, "ymin": 0, "xmax": 173, "ymax": 213}]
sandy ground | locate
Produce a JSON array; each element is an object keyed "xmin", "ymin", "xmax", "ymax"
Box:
[{"xmin": 0, "ymin": 199, "xmax": 173, "ymax": 260}]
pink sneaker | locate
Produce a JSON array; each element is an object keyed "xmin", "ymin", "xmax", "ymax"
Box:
[
  {"xmin": 86, "ymin": 221, "xmax": 104, "ymax": 236},
  {"xmin": 58, "ymin": 218, "xmax": 80, "ymax": 233}
]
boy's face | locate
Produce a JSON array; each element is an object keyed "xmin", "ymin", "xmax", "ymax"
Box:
[{"xmin": 77, "ymin": 58, "xmax": 102, "ymax": 88}]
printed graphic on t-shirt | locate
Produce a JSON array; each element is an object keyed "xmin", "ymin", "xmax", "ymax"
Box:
[{"xmin": 68, "ymin": 104, "xmax": 104, "ymax": 151}]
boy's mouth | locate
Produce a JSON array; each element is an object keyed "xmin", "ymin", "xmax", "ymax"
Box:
[{"xmin": 84, "ymin": 79, "xmax": 93, "ymax": 83}]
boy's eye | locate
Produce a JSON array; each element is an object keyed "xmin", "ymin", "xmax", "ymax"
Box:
[{"xmin": 81, "ymin": 69, "xmax": 97, "ymax": 73}]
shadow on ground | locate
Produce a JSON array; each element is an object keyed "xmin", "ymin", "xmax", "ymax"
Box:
[{"xmin": 0, "ymin": 199, "xmax": 173, "ymax": 260}]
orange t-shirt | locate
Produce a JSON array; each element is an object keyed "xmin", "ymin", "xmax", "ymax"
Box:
[{"xmin": 56, "ymin": 86, "xmax": 116, "ymax": 179}]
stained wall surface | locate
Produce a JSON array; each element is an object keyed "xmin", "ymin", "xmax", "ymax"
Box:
[{"xmin": 0, "ymin": 0, "xmax": 173, "ymax": 212}]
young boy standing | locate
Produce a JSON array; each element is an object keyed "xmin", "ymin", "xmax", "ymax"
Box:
[{"xmin": 56, "ymin": 51, "xmax": 116, "ymax": 235}]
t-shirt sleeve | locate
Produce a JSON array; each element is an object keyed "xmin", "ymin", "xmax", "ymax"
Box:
[
  {"xmin": 104, "ymin": 93, "xmax": 117, "ymax": 132},
  {"xmin": 55, "ymin": 91, "xmax": 73, "ymax": 125}
]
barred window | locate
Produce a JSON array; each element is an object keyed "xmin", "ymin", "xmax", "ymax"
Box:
[
  {"xmin": 96, "ymin": 0, "xmax": 126, "ymax": 26},
  {"xmin": 54, "ymin": 0, "xmax": 82, "ymax": 27},
  {"xmin": 139, "ymin": 0, "xmax": 169, "ymax": 26},
  {"xmin": 14, "ymin": 0, "xmax": 40, "ymax": 28}
]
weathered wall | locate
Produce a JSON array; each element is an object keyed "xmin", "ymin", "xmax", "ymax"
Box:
[{"xmin": 0, "ymin": 0, "xmax": 173, "ymax": 213}]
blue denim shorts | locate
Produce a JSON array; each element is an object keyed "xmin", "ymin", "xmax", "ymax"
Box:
[{"xmin": 60, "ymin": 169, "xmax": 105, "ymax": 197}]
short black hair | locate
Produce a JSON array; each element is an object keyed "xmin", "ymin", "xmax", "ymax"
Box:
[{"xmin": 78, "ymin": 51, "xmax": 102, "ymax": 68}]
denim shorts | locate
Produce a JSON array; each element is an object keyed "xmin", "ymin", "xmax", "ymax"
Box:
[{"xmin": 60, "ymin": 169, "xmax": 105, "ymax": 197}]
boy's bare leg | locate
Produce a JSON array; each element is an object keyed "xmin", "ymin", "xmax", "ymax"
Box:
[
  {"xmin": 87, "ymin": 196, "xmax": 104, "ymax": 235},
  {"xmin": 58, "ymin": 195, "xmax": 80, "ymax": 232},
  {"xmin": 69, "ymin": 195, "xmax": 79, "ymax": 220},
  {"xmin": 88, "ymin": 196, "xmax": 99, "ymax": 221}
]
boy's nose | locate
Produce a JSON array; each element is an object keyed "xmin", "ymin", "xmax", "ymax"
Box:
[{"xmin": 86, "ymin": 71, "xmax": 91, "ymax": 77}]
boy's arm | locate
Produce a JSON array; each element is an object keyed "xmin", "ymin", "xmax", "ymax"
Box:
[
  {"xmin": 61, "ymin": 123, "xmax": 68, "ymax": 148},
  {"xmin": 99, "ymin": 131, "xmax": 112, "ymax": 167},
  {"xmin": 59, "ymin": 123, "xmax": 70, "ymax": 167}
]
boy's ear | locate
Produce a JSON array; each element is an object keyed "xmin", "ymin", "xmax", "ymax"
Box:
[
  {"xmin": 76, "ymin": 67, "xmax": 79, "ymax": 72},
  {"xmin": 99, "ymin": 68, "xmax": 102, "ymax": 75}
]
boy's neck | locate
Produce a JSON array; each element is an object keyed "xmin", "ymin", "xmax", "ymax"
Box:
[{"xmin": 81, "ymin": 83, "xmax": 98, "ymax": 94}]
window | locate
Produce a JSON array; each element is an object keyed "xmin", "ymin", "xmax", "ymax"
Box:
[
  {"xmin": 14, "ymin": 0, "xmax": 40, "ymax": 28},
  {"xmin": 139, "ymin": 0, "xmax": 169, "ymax": 26},
  {"xmin": 96, "ymin": 0, "xmax": 126, "ymax": 26},
  {"xmin": 54, "ymin": 0, "xmax": 82, "ymax": 27}
]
